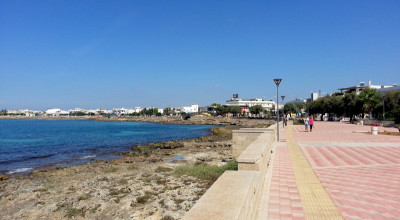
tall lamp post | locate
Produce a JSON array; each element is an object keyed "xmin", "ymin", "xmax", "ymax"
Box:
[
  {"xmin": 281, "ymin": 96, "xmax": 285, "ymax": 127},
  {"xmin": 382, "ymin": 96, "xmax": 386, "ymax": 121},
  {"xmin": 273, "ymin": 79, "xmax": 282, "ymax": 141}
]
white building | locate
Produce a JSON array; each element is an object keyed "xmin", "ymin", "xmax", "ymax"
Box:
[
  {"xmin": 226, "ymin": 94, "xmax": 275, "ymax": 110},
  {"xmin": 338, "ymin": 80, "xmax": 397, "ymax": 95},
  {"xmin": 46, "ymin": 108, "xmax": 69, "ymax": 116},
  {"xmin": 179, "ymin": 104, "xmax": 199, "ymax": 114},
  {"xmin": 134, "ymin": 107, "xmax": 143, "ymax": 113},
  {"xmin": 311, "ymin": 93, "xmax": 319, "ymax": 101}
]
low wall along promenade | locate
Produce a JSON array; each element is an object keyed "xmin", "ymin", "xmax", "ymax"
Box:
[{"xmin": 183, "ymin": 122, "xmax": 283, "ymax": 220}]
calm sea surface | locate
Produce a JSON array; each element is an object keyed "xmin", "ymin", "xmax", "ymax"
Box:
[{"xmin": 0, "ymin": 119, "xmax": 215, "ymax": 175}]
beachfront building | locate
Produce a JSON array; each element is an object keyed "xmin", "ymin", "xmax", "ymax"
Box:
[
  {"xmin": 177, "ymin": 104, "xmax": 199, "ymax": 114},
  {"xmin": 6, "ymin": 109, "xmax": 42, "ymax": 116},
  {"xmin": 338, "ymin": 80, "xmax": 397, "ymax": 94},
  {"xmin": 225, "ymin": 94, "xmax": 275, "ymax": 114},
  {"xmin": 134, "ymin": 107, "xmax": 143, "ymax": 113},
  {"xmin": 112, "ymin": 108, "xmax": 137, "ymax": 116},
  {"xmin": 46, "ymin": 108, "xmax": 69, "ymax": 117}
]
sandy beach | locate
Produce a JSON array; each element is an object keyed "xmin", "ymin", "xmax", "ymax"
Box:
[{"xmin": 0, "ymin": 116, "xmax": 272, "ymax": 220}]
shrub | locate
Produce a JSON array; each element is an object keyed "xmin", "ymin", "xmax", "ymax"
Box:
[
  {"xmin": 174, "ymin": 159, "xmax": 238, "ymax": 182},
  {"xmin": 155, "ymin": 166, "xmax": 173, "ymax": 173},
  {"xmin": 65, "ymin": 207, "xmax": 86, "ymax": 218}
]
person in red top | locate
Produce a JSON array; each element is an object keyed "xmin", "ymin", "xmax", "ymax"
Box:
[{"xmin": 310, "ymin": 115, "xmax": 314, "ymax": 132}]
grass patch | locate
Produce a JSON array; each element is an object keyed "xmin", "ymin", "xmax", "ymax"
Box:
[
  {"xmin": 65, "ymin": 207, "xmax": 86, "ymax": 218},
  {"xmin": 77, "ymin": 193, "xmax": 91, "ymax": 201},
  {"xmin": 33, "ymin": 183, "xmax": 55, "ymax": 192},
  {"xmin": 137, "ymin": 195, "xmax": 150, "ymax": 204},
  {"xmin": 104, "ymin": 167, "xmax": 118, "ymax": 173},
  {"xmin": 90, "ymin": 204, "xmax": 101, "ymax": 213},
  {"xmin": 118, "ymin": 179, "xmax": 128, "ymax": 185},
  {"xmin": 161, "ymin": 216, "xmax": 175, "ymax": 220},
  {"xmin": 174, "ymin": 159, "xmax": 238, "ymax": 182},
  {"xmin": 136, "ymin": 191, "xmax": 156, "ymax": 204},
  {"xmin": 109, "ymin": 188, "xmax": 127, "ymax": 196},
  {"xmin": 155, "ymin": 166, "xmax": 173, "ymax": 173},
  {"xmin": 173, "ymin": 198, "xmax": 185, "ymax": 205},
  {"xmin": 127, "ymin": 165, "xmax": 137, "ymax": 170},
  {"xmin": 156, "ymin": 177, "xmax": 167, "ymax": 185}
]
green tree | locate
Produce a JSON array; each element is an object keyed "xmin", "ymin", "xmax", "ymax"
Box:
[
  {"xmin": 284, "ymin": 103, "xmax": 298, "ymax": 114},
  {"xmin": 0, "ymin": 109, "xmax": 7, "ymax": 116},
  {"xmin": 215, "ymin": 105, "xmax": 227, "ymax": 115},
  {"xmin": 70, "ymin": 111, "xmax": 87, "ymax": 116},
  {"xmin": 343, "ymin": 92, "xmax": 362, "ymax": 122},
  {"xmin": 211, "ymin": 103, "xmax": 222, "ymax": 107},
  {"xmin": 359, "ymin": 88, "xmax": 381, "ymax": 119},
  {"xmin": 326, "ymin": 95, "xmax": 344, "ymax": 116},
  {"xmin": 227, "ymin": 106, "xmax": 242, "ymax": 116},
  {"xmin": 249, "ymin": 105, "xmax": 263, "ymax": 116},
  {"xmin": 163, "ymin": 107, "xmax": 172, "ymax": 116},
  {"xmin": 385, "ymin": 90, "xmax": 400, "ymax": 111}
]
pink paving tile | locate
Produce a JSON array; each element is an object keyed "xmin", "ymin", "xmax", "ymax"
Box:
[
  {"xmin": 268, "ymin": 132, "xmax": 305, "ymax": 219},
  {"xmin": 291, "ymin": 121, "xmax": 400, "ymax": 219}
]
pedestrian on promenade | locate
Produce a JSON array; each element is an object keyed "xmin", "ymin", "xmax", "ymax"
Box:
[
  {"xmin": 304, "ymin": 116, "xmax": 310, "ymax": 132},
  {"xmin": 310, "ymin": 115, "xmax": 314, "ymax": 132},
  {"xmin": 283, "ymin": 115, "xmax": 287, "ymax": 126}
]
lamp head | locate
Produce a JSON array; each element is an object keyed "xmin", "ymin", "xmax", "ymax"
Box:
[
  {"xmin": 281, "ymin": 96, "xmax": 285, "ymax": 100},
  {"xmin": 273, "ymin": 78, "xmax": 282, "ymax": 86}
]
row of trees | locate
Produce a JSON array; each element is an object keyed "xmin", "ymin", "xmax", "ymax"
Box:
[
  {"xmin": 128, "ymin": 108, "xmax": 162, "ymax": 116},
  {"xmin": 284, "ymin": 89, "xmax": 400, "ymax": 123},
  {"xmin": 213, "ymin": 104, "xmax": 270, "ymax": 117}
]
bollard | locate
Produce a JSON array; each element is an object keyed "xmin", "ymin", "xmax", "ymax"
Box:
[{"xmin": 371, "ymin": 126, "xmax": 378, "ymax": 135}]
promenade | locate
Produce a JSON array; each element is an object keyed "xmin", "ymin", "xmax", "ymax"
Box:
[{"xmin": 268, "ymin": 122, "xmax": 400, "ymax": 220}]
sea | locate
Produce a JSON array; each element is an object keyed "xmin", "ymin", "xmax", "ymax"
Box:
[{"xmin": 0, "ymin": 119, "xmax": 215, "ymax": 175}]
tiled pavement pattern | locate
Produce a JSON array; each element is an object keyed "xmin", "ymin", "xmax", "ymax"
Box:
[
  {"xmin": 291, "ymin": 122, "xmax": 400, "ymax": 219},
  {"xmin": 268, "ymin": 130, "xmax": 305, "ymax": 220}
]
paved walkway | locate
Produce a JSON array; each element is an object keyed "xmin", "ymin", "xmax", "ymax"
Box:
[{"xmin": 268, "ymin": 122, "xmax": 400, "ymax": 220}]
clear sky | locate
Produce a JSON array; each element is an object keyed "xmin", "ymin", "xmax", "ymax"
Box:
[{"xmin": 1, "ymin": 0, "xmax": 399, "ymax": 110}]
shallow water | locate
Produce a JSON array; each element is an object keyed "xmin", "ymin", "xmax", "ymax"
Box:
[{"xmin": 0, "ymin": 119, "xmax": 215, "ymax": 175}]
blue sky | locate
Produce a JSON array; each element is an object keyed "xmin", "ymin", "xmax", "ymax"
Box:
[{"xmin": 1, "ymin": 0, "xmax": 399, "ymax": 110}]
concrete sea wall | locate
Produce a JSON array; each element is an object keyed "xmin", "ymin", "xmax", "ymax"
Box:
[{"xmin": 184, "ymin": 122, "xmax": 283, "ymax": 220}]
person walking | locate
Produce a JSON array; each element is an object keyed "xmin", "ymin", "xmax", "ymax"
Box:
[
  {"xmin": 310, "ymin": 115, "xmax": 314, "ymax": 132},
  {"xmin": 304, "ymin": 116, "xmax": 310, "ymax": 132}
]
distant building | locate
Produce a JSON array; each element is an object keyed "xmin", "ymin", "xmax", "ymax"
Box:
[
  {"xmin": 311, "ymin": 93, "xmax": 319, "ymax": 101},
  {"xmin": 134, "ymin": 107, "xmax": 143, "ymax": 113},
  {"xmin": 225, "ymin": 94, "xmax": 275, "ymax": 111},
  {"xmin": 377, "ymin": 84, "xmax": 399, "ymax": 93},
  {"xmin": 199, "ymin": 106, "xmax": 217, "ymax": 115},
  {"xmin": 338, "ymin": 80, "xmax": 397, "ymax": 94},
  {"xmin": 46, "ymin": 108, "xmax": 69, "ymax": 116},
  {"xmin": 179, "ymin": 104, "xmax": 199, "ymax": 114}
]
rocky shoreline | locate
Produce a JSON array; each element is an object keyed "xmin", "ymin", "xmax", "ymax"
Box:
[{"xmin": 0, "ymin": 117, "xmax": 272, "ymax": 220}]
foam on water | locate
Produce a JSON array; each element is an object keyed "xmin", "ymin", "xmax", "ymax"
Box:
[
  {"xmin": 80, "ymin": 155, "xmax": 96, "ymax": 159},
  {"xmin": 7, "ymin": 167, "xmax": 33, "ymax": 174}
]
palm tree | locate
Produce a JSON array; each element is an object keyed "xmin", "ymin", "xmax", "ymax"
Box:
[{"xmin": 359, "ymin": 88, "xmax": 381, "ymax": 119}]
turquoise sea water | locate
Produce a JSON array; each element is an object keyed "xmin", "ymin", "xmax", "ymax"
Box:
[{"xmin": 0, "ymin": 119, "xmax": 215, "ymax": 175}]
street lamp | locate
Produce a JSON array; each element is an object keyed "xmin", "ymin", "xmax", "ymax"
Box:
[
  {"xmin": 281, "ymin": 96, "xmax": 285, "ymax": 127},
  {"xmin": 273, "ymin": 79, "xmax": 282, "ymax": 141},
  {"xmin": 382, "ymin": 96, "xmax": 386, "ymax": 121}
]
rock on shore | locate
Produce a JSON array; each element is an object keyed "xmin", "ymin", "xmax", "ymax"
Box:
[{"xmin": 0, "ymin": 117, "xmax": 272, "ymax": 219}]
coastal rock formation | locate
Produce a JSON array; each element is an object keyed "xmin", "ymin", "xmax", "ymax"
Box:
[{"xmin": 0, "ymin": 118, "xmax": 272, "ymax": 219}]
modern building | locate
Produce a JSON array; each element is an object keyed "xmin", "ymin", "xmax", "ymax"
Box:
[
  {"xmin": 225, "ymin": 94, "xmax": 275, "ymax": 111},
  {"xmin": 311, "ymin": 93, "xmax": 319, "ymax": 101},
  {"xmin": 178, "ymin": 104, "xmax": 199, "ymax": 114},
  {"xmin": 377, "ymin": 84, "xmax": 399, "ymax": 93},
  {"xmin": 46, "ymin": 108, "xmax": 69, "ymax": 116},
  {"xmin": 338, "ymin": 80, "xmax": 397, "ymax": 94}
]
